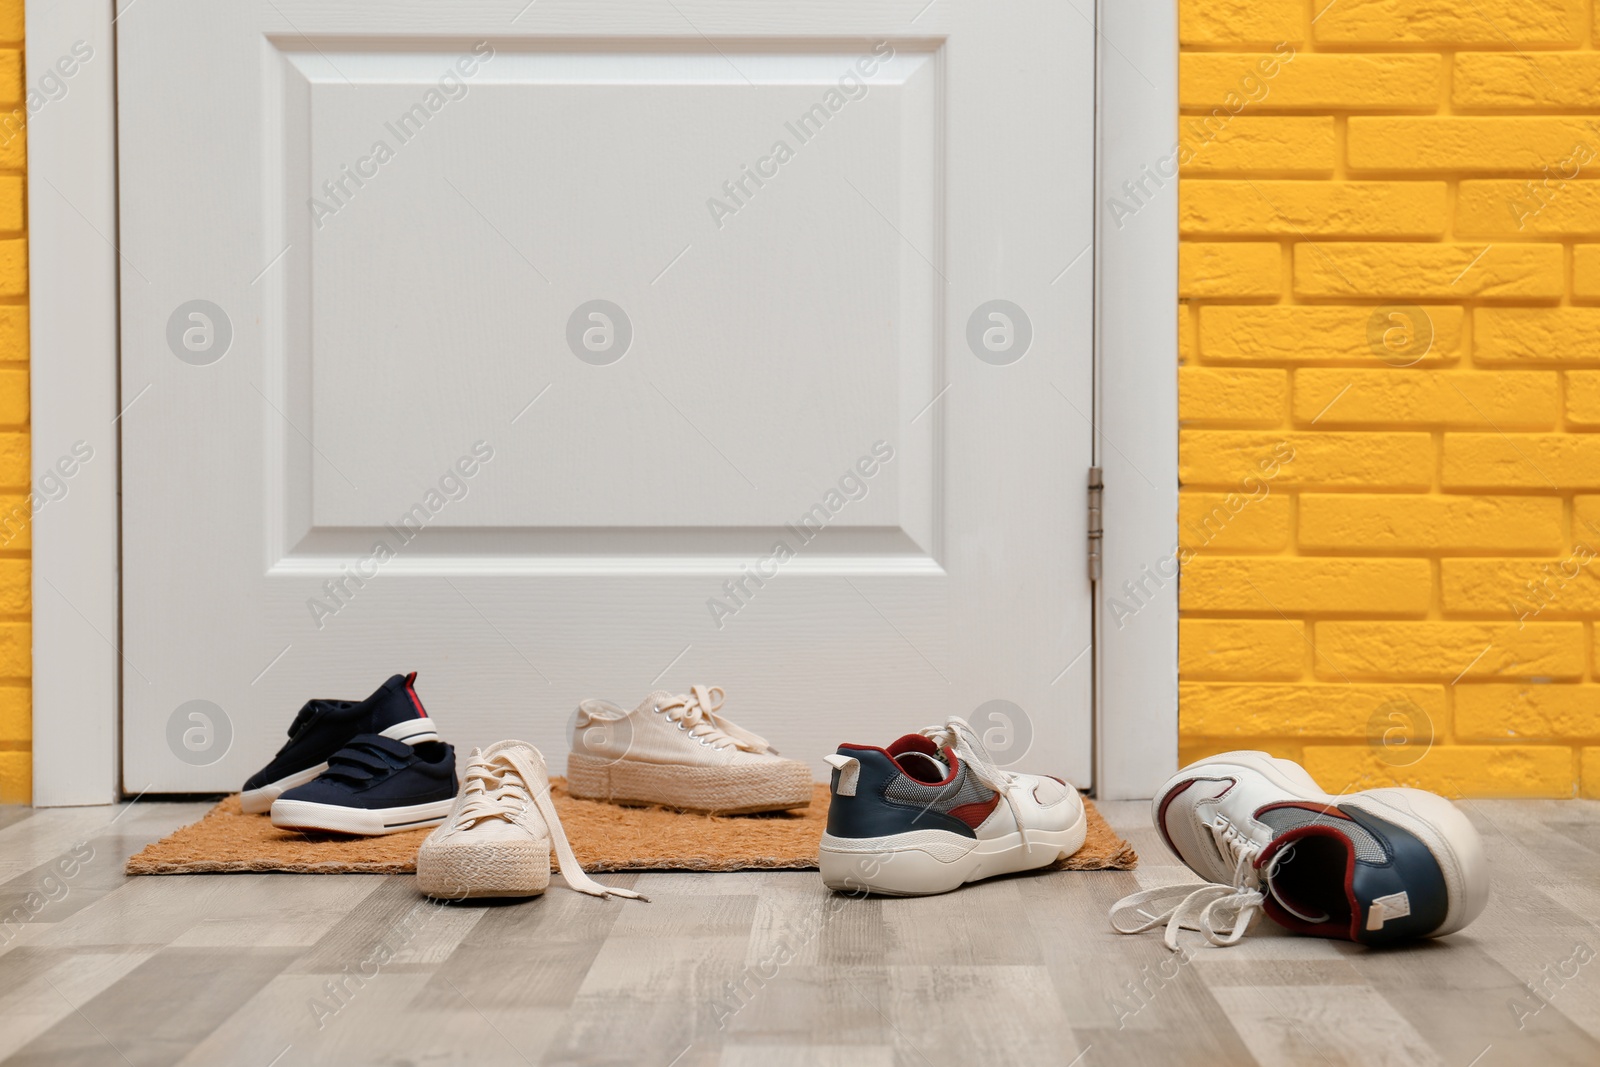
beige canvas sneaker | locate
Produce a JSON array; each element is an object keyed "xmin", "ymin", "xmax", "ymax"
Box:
[
  {"xmin": 416, "ymin": 739, "xmax": 646, "ymax": 901},
  {"xmin": 566, "ymin": 685, "xmax": 812, "ymax": 814}
]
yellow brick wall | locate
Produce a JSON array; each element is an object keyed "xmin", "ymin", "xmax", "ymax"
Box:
[
  {"xmin": 1177, "ymin": 0, "xmax": 1600, "ymax": 798},
  {"xmin": 0, "ymin": 0, "xmax": 24, "ymax": 804}
]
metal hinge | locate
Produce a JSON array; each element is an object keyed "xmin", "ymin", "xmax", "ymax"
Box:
[{"xmin": 1087, "ymin": 466, "xmax": 1104, "ymax": 582}]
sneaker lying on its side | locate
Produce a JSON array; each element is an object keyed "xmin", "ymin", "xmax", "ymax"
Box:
[
  {"xmin": 1110, "ymin": 750, "xmax": 1490, "ymax": 950},
  {"xmin": 269, "ymin": 735, "xmax": 458, "ymax": 836},
  {"xmin": 241, "ymin": 672, "xmax": 438, "ymax": 813},
  {"xmin": 817, "ymin": 718, "xmax": 1087, "ymax": 896},
  {"xmin": 566, "ymin": 685, "xmax": 811, "ymax": 814},
  {"xmin": 417, "ymin": 740, "xmax": 646, "ymax": 901}
]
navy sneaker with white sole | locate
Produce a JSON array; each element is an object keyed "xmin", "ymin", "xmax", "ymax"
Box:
[
  {"xmin": 270, "ymin": 734, "xmax": 458, "ymax": 836},
  {"xmin": 240, "ymin": 673, "xmax": 439, "ymax": 814}
]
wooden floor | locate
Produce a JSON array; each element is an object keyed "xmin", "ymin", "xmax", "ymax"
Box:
[{"xmin": 0, "ymin": 797, "xmax": 1597, "ymax": 1066}]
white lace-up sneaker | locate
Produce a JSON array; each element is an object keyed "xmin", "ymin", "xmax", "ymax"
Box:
[
  {"xmin": 817, "ymin": 717, "xmax": 1087, "ymax": 896},
  {"xmin": 1111, "ymin": 750, "xmax": 1489, "ymax": 950},
  {"xmin": 565, "ymin": 685, "xmax": 812, "ymax": 814},
  {"xmin": 416, "ymin": 740, "xmax": 646, "ymax": 901}
]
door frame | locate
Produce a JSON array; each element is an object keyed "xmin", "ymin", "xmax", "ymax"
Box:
[{"xmin": 27, "ymin": 0, "xmax": 1177, "ymax": 805}]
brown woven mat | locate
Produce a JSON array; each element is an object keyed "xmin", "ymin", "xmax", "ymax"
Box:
[{"xmin": 126, "ymin": 779, "xmax": 1137, "ymax": 875}]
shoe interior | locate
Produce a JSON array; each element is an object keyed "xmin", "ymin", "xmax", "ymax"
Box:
[
  {"xmin": 885, "ymin": 734, "xmax": 950, "ymax": 784},
  {"xmin": 1262, "ymin": 829, "xmax": 1356, "ymax": 938}
]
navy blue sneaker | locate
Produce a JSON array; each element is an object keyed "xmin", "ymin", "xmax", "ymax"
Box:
[
  {"xmin": 240, "ymin": 673, "xmax": 439, "ymax": 813},
  {"xmin": 270, "ymin": 735, "xmax": 458, "ymax": 835}
]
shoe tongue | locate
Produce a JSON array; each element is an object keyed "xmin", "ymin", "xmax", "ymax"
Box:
[
  {"xmin": 1257, "ymin": 820, "xmax": 1361, "ymax": 941},
  {"xmin": 364, "ymin": 672, "xmax": 429, "ymax": 730}
]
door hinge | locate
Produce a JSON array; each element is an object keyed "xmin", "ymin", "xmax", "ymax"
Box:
[{"xmin": 1087, "ymin": 466, "xmax": 1104, "ymax": 582}]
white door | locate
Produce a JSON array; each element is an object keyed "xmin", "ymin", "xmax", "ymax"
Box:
[{"xmin": 117, "ymin": 1, "xmax": 1096, "ymax": 792}]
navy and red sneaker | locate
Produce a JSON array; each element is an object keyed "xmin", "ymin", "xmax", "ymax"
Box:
[
  {"xmin": 1110, "ymin": 750, "xmax": 1490, "ymax": 950},
  {"xmin": 817, "ymin": 718, "xmax": 1086, "ymax": 896},
  {"xmin": 240, "ymin": 673, "xmax": 438, "ymax": 813},
  {"xmin": 270, "ymin": 734, "xmax": 458, "ymax": 836}
]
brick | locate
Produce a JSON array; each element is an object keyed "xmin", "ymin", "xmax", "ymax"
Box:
[
  {"xmin": 1441, "ymin": 555, "xmax": 1600, "ymax": 618},
  {"xmin": 1180, "ymin": 619, "xmax": 1305, "ymax": 679},
  {"xmin": 1181, "ymin": 431, "xmax": 1431, "ymax": 489},
  {"xmin": 1180, "ymin": 0, "xmax": 1304, "ymax": 44},
  {"xmin": 0, "ymin": 0, "xmax": 21, "ymax": 44},
  {"xmin": 1180, "ymin": 368, "xmax": 1286, "ymax": 426},
  {"xmin": 1179, "ymin": 242, "xmax": 1280, "ymax": 299},
  {"xmin": 0, "ymin": 365, "xmax": 24, "ymax": 425},
  {"xmin": 0, "ymin": 620, "xmax": 26, "ymax": 676},
  {"xmin": 1454, "ymin": 53, "xmax": 1600, "ymax": 109},
  {"xmin": 0, "ymin": 749, "xmax": 27, "ymax": 804},
  {"xmin": 0, "ymin": 305, "xmax": 22, "ymax": 361},
  {"xmin": 1199, "ymin": 305, "xmax": 1464, "ymax": 365},
  {"xmin": 1303, "ymin": 745, "xmax": 1574, "ymax": 798},
  {"xmin": 1316, "ymin": 0, "xmax": 1581, "ymax": 45},
  {"xmin": 1565, "ymin": 372, "xmax": 1600, "ymax": 427},
  {"xmin": 1293, "ymin": 243, "xmax": 1562, "ymax": 301},
  {"xmin": 1444, "ymin": 433, "xmax": 1600, "ymax": 490},
  {"xmin": 1180, "ymin": 740, "xmax": 1304, "ymax": 770},
  {"xmin": 0, "ymin": 120, "xmax": 23, "ymax": 171},
  {"xmin": 1313, "ymin": 621, "xmax": 1584, "ymax": 681},
  {"xmin": 1179, "ymin": 490, "xmax": 1291, "ymax": 552},
  {"xmin": 1584, "ymin": 747, "xmax": 1600, "ymax": 798},
  {"xmin": 1181, "ymin": 181, "xmax": 1447, "ymax": 238},
  {"xmin": 0, "ymin": 495, "xmax": 30, "ymax": 550},
  {"xmin": 0, "ymin": 51, "xmax": 19, "ymax": 107},
  {"xmin": 1350, "ymin": 118, "xmax": 1600, "ymax": 173},
  {"xmin": 1458, "ymin": 180, "xmax": 1600, "ymax": 237},
  {"xmin": 1574, "ymin": 495, "xmax": 1600, "ymax": 541},
  {"xmin": 1477, "ymin": 308, "xmax": 1600, "ymax": 366},
  {"xmin": 0, "ymin": 174, "xmax": 19, "ymax": 233},
  {"xmin": 1179, "ymin": 307, "xmax": 1196, "ymax": 363},
  {"xmin": 1180, "ymin": 117, "xmax": 1335, "ymax": 176},
  {"xmin": 0, "ymin": 557, "xmax": 26, "ymax": 614},
  {"xmin": 1182, "ymin": 682, "xmax": 1444, "ymax": 739},
  {"xmin": 1575, "ymin": 246, "xmax": 1600, "ymax": 301},
  {"xmin": 1457, "ymin": 684, "xmax": 1600, "ymax": 740},
  {"xmin": 0, "ymin": 431, "xmax": 23, "ymax": 487},
  {"xmin": 0, "ymin": 684, "xmax": 22, "ymax": 741},
  {"xmin": 0, "ymin": 237, "xmax": 23, "ymax": 298},
  {"xmin": 1181, "ymin": 557, "xmax": 1431, "ymax": 615},
  {"xmin": 1181, "ymin": 53, "xmax": 1441, "ymax": 112},
  {"xmin": 1292, "ymin": 369, "xmax": 1557, "ymax": 430},
  {"xmin": 1299, "ymin": 495, "xmax": 1563, "ymax": 553}
]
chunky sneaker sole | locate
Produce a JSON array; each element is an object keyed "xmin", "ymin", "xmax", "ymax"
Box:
[
  {"xmin": 417, "ymin": 837, "xmax": 551, "ymax": 899},
  {"xmin": 269, "ymin": 796, "xmax": 454, "ymax": 836},
  {"xmin": 566, "ymin": 752, "xmax": 811, "ymax": 815},
  {"xmin": 819, "ymin": 817, "xmax": 1086, "ymax": 897},
  {"xmin": 241, "ymin": 762, "xmax": 330, "ymax": 815},
  {"xmin": 1153, "ymin": 750, "xmax": 1489, "ymax": 944}
]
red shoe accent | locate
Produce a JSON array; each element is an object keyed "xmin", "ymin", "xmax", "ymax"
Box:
[{"xmin": 403, "ymin": 672, "xmax": 428, "ymax": 718}]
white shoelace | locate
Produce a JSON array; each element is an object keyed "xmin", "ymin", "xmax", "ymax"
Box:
[
  {"xmin": 1109, "ymin": 816, "xmax": 1303, "ymax": 951},
  {"xmin": 919, "ymin": 717, "xmax": 1036, "ymax": 851},
  {"xmin": 453, "ymin": 747, "xmax": 646, "ymax": 901},
  {"xmin": 656, "ymin": 685, "xmax": 776, "ymax": 753}
]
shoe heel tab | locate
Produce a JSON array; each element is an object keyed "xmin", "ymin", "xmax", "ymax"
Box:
[
  {"xmin": 823, "ymin": 753, "xmax": 860, "ymax": 796},
  {"xmin": 402, "ymin": 672, "xmax": 428, "ymax": 718}
]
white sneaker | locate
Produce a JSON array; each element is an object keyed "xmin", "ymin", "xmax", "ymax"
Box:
[
  {"xmin": 416, "ymin": 740, "xmax": 646, "ymax": 901},
  {"xmin": 817, "ymin": 717, "xmax": 1087, "ymax": 896},
  {"xmin": 1111, "ymin": 750, "xmax": 1489, "ymax": 950},
  {"xmin": 565, "ymin": 685, "xmax": 812, "ymax": 814}
]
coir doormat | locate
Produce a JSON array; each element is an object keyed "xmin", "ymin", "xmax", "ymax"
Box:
[{"xmin": 126, "ymin": 780, "xmax": 1137, "ymax": 875}]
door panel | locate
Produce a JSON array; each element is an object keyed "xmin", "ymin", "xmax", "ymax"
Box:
[{"xmin": 118, "ymin": 1, "xmax": 1095, "ymax": 791}]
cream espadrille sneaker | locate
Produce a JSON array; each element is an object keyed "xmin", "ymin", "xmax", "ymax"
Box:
[
  {"xmin": 416, "ymin": 740, "xmax": 645, "ymax": 901},
  {"xmin": 565, "ymin": 685, "xmax": 812, "ymax": 814}
]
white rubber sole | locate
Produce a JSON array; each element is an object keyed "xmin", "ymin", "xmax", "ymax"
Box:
[
  {"xmin": 240, "ymin": 763, "xmax": 328, "ymax": 815},
  {"xmin": 1160, "ymin": 750, "xmax": 1488, "ymax": 937},
  {"xmin": 270, "ymin": 797, "xmax": 454, "ymax": 836},
  {"xmin": 819, "ymin": 807, "xmax": 1088, "ymax": 897}
]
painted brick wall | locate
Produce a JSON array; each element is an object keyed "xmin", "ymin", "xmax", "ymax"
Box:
[
  {"xmin": 1176, "ymin": 0, "xmax": 1600, "ymax": 798},
  {"xmin": 0, "ymin": 0, "xmax": 25, "ymax": 804}
]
